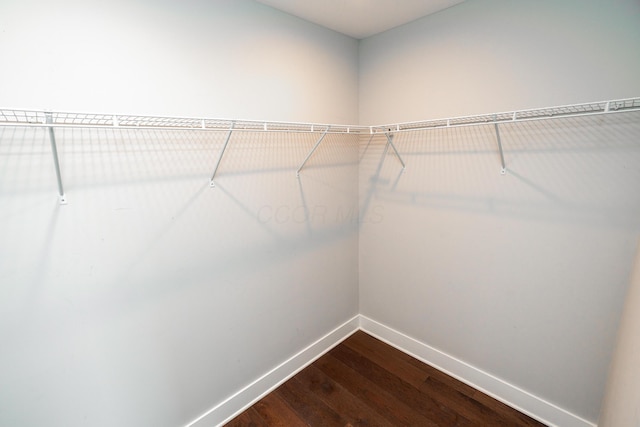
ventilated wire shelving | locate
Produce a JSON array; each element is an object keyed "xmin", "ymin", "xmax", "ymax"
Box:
[
  {"xmin": 0, "ymin": 109, "xmax": 362, "ymax": 134},
  {"xmin": 2, "ymin": 97, "xmax": 638, "ymax": 133},
  {"xmin": 1, "ymin": 96, "xmax": 638, "ymax": 204},
  {"xmin": 368, "ymin": 96, "xmax": 640, "ymax": 176},
  {"xmin": 370, "ymin": 97, "xmax": 640, "ymax": 133}
]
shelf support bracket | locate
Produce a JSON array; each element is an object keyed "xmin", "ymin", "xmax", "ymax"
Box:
[
  {"xmin": 210, "ymin": 122, "xmax": 235, "ymax": 188},
  {"xmin": 296, "ymin": 127, "xmax": 330, "ymax": 177},
  {"xmin": 385, "ymin": 133, "xmax": 406, "ymax": 170},
  {"xmin": 45, "ymin": 113, "xmax": 67, "ymax": 204},
  {"xmin": 494, "ymin": 122, "xmax": 506, "ymax": 175}
]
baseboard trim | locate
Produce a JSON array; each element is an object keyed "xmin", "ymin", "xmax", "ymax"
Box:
[
  {"xmin": 186, "ymin": 314, "xmax": 595, "ymax": 427},
  {"xmin": 358, "ymin": 315, "xmax": 596, "ymax": 427},
  {"xmin": 185, "ymin": 314, "xmax": 360, "ymax": 427}
]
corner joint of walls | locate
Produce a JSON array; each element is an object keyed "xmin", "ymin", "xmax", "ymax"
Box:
[{"xmin": 185, "ymin": 314, "xmax": 596, "ymax": 427}]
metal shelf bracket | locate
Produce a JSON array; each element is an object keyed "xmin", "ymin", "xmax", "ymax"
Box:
[
  {"xmin": 296, "ymin": 126, "xmax": 330, "ymax": 177},
  {"xmin": 385, "ymin": 132, "xmax": 406, "ymax": 170},
  {"xmin": 494, "ymin": 122, "xmax": 507, "ymax": 175},
  {"xmin": 45, "ymin": 113, "xmax": 67, "ymax": 204},
  {"xmin": 209, "ymin": 122, "xmax": 235, "ymax": 188}
]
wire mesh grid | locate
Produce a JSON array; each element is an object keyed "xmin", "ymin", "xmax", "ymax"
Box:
[
  {"xmin": 0, "ymin": 109, "xmax": 364, "ymax": 134},
  {"xmin": 515, "ymin": 101, "xmax": 607, "ymax": 119},
  {"xmin": 400, "ymin": 119, "xmax": 449, "ymax": 130},
  {"xmin": 116, "ymin": 115, "xmax": 202, "ymax": 128},
  {"xmin": 0, "ymin": 109, "xmax": 45, "ymax": 125},
  {"xmin": 608, "ymin": 98, "xmax": 640, "ymax": 111},
  {"xmin": 374, "ymin": 96, "xmax": 640, "ymax": 133},
  {"xmin": 1, "ymin": 97, "xmax": 638, "ymax": 133}
]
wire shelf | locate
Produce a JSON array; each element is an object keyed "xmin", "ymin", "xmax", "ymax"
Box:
[
  {"xmin": 3, "ymin": 96, "xmax": 637, "ymax": 205},
  {"xmin": 0, "ymin": 96, "xmax": 638, "ymax": 135},
  {"xmin": 372, "ymin": 96, "xmax": 640, "ymax": 134},
  {"xmin": 0, "ymin": 109, "xmax": 366, "ymax": 134},
  {"xmin": 0, "ymin": 109, "xmax": 45, "ymax": 125}
]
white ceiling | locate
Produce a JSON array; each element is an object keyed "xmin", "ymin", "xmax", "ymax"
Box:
[{"xmin": 255, "ymin": 0, "xmax": 465, "ymax": 39}]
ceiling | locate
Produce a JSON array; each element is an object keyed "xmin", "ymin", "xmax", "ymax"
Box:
[{"xmin": 255, "ymin": 0, "xmax": 465, "ymax": 39}]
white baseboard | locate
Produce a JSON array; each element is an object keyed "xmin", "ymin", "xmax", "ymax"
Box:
[
  {"xmin": 185, "ymin": 315, "xmax": 360, "ymax": 427},
  {"xmin": 359, "ymin": 315, "xmax": 596, "ymax": 427},
  {"xmin": 185, "ymin": 314, "xmax": 595, "ymax": 427}
]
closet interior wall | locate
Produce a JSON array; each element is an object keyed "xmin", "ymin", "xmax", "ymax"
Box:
[
  {"xmin": 359, "ymin": 111, "xmax": 640, "ymax": 423},
  {"xmin": 0, "ymin": 126, "xmax": 360, "ymax": 427},
  {"xmin": 0, "ymin": 1, "xmax": 360, "ymax": 426},
  {"xmin": 358, "ymin": 1, "xmax": 640, "ymax": 423},
  {"xmin": 0, "ymin": 0, "xmax": 359, "ymax": 123}
]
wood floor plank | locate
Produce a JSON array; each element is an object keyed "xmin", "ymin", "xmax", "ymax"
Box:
[
  {"xmin": 330, "ymin": 344, "xmax": 473, "ymax": 426},
  {"xmin": 417, "ymin": 361, "xmax": 483, "ymax": 399},
  {"xmin": 275, "ymin": 376, "xmax": 347, "ymax": 426},
  {"xmin": 224, "ymin": 407, "xmax": 267, "ymax": 427},
  {"xmin": 342, "ymin": 331, "xmax": 430, "ymax": 389},
  {"xmin": 419, "ymin": 375, "xmax": 513, "ymax": 426},
  {"xmin": 316, "ymin": 353, "xmax": 440, "ymax": 426},
  {"xmin": 356, "ymin": 331, "xmax": 481, "ymax": 399},
  {"xmin": 252, "ymin": 393, "xmax": 308, "ymax": 427},
  {"xmin": 225, "ymin": 331, "xmax": 548, "ymax": 427},
  {"xmin": 348, "ymin": 332, "xmax": 545, "ymax": 427},
  {"xmin": 470, "ymin": 390, "xmax": 548, "ymax": 427},
  {"xmin": 295, "ymin": 363, "xmax": 396, "ymax": 427}
]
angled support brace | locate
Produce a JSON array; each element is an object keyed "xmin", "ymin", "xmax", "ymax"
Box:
[
  {"xmin": 359, "ymin": 133, "xmax": 375, "ymax": 161},
  {"xmin": 296, "ymin": 127, "xmax": 330, "ymax": 177},
  {"xmin": 494, "ymin": 122, "xmax": 507, "ymax": 175},
  {"xmin": 385, "ymin": 133, "xmax": 406, "ymax": 170},
  {"xmin": 210, "ymin": 122, "xmax": 235, "ymax": 188},
  {"xmin": 45, "ymin": 113, "xmax": 67, "ymax": 205}
]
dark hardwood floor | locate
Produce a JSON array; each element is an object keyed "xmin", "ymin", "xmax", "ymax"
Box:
[{"xmin": 226, "ymin": 331, "xmax": 547, "ymax": 426}]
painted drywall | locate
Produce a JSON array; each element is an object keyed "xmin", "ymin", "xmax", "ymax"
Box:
[
  {"xmin": 359, "ymin": 0, "xmax": 640, "ymax": 124},
  {"xmin": 358, "ymin": 0, "xmax": 640, "ymax": 423},
  {"xmin": 0, "ymin": 0, "xmax": 359, "ymax": 124},
  {"xmin": 0, "ymin": 128, "xmax": 359, "ymax": 427},
  {"xmin": 359, "ymin": 113, "xmax": 640, "ymax": 425},
  {"xmin": 0, "ymin": 1, "xmax": 359, "ymax": 426},
  {"xmin": 599, "ymin": 241, "xmax": 640, "ymax": 427}
]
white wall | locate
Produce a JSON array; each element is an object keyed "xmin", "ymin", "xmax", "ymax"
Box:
[
  {"xmin": 359, "ymin": 0, "xmax": 640, "ymax": 124},
  {"xmin": 0, "ymin": 1, "xmax": 359, "ymax": 426},
  {"xmin": 0, "ymin": 0, "xmax": 359, "ymax": 124},
  {"xmin": 599, "ymin": 241, "xmax": 640, "ymax": 427},
  {"xmin": 358, "ymin": 0, "xmax": 640, "ymax": 423}
]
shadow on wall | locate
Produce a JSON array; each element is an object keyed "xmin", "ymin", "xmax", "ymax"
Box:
[
  {"xmin": 357, "ymin": 110, "xmax": 640, "ymax": 422},
  {"xmin": 359, "ymin": 111, "xmax": 640, "ymax": 230},
  {"xmin": 0, "ymin": 127, "xmax": 360, "ymax": 310},
  {"xmin": 0, "ymin": 127, "xmax": 360, "ymax": 426}
]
